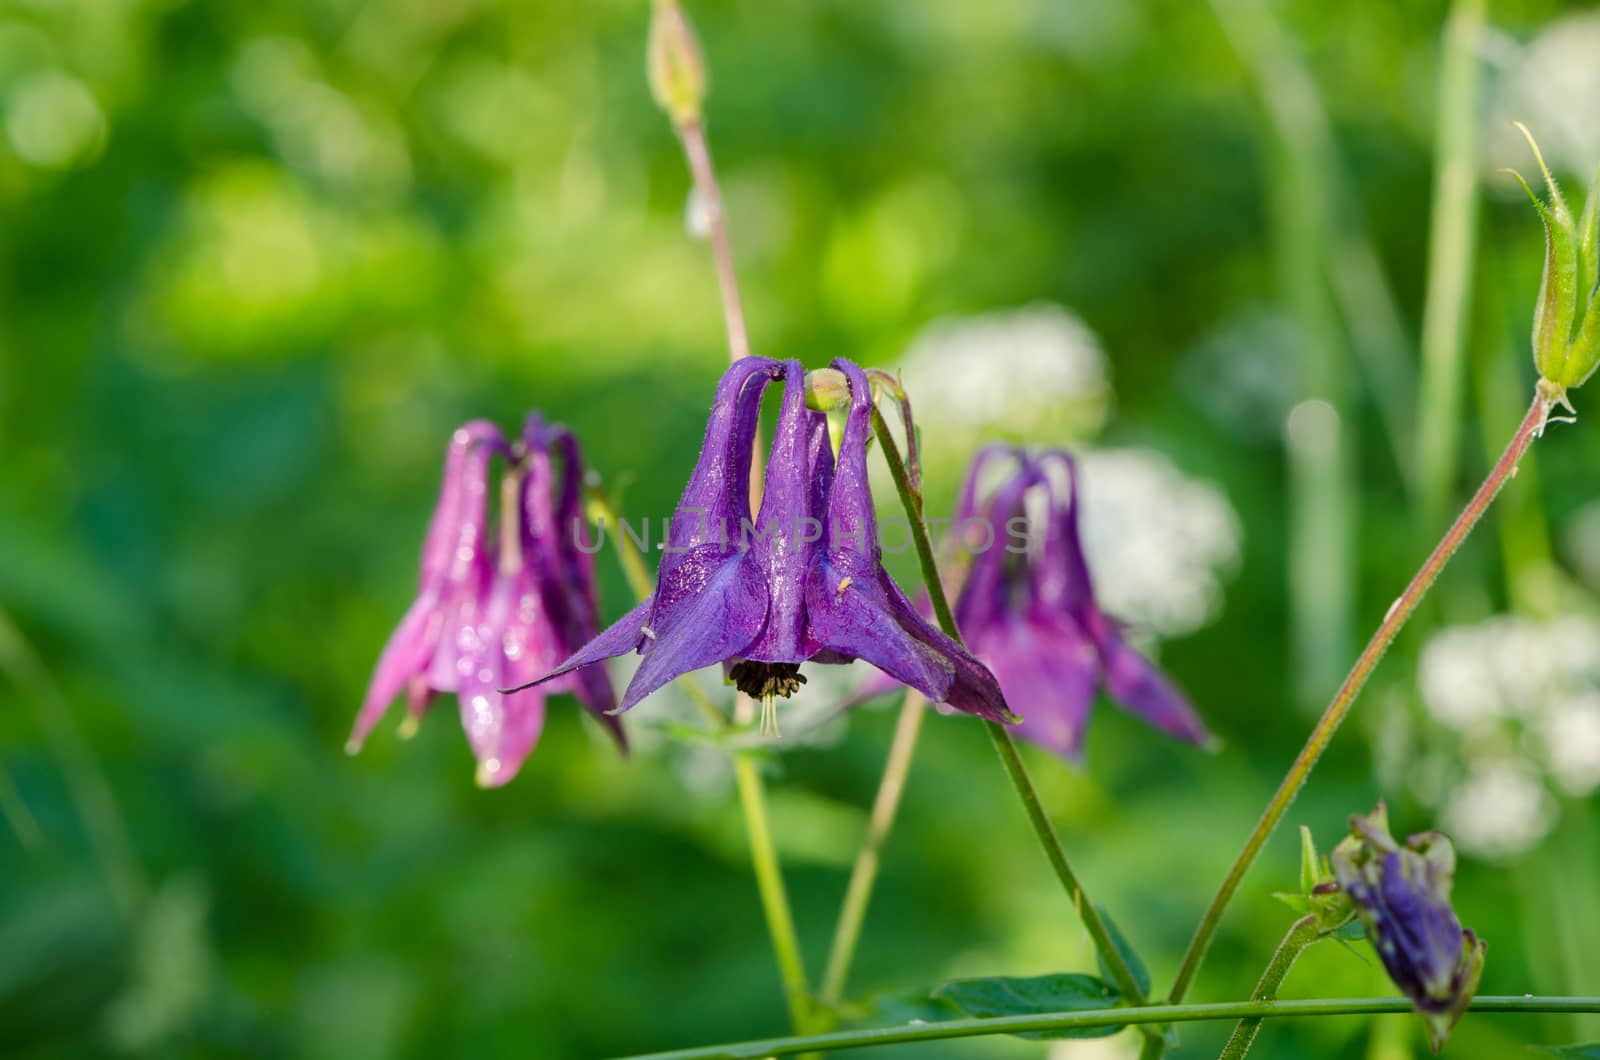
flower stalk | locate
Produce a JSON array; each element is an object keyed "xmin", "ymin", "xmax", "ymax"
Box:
[
  {"xmin": 819, "ymin": 688, "xmax": 926, "ymax": 1006},
  {"xmin": 1159, "ymin": 390, "xmax": 1554, "ymax": 1028},
  {"xmin": 1217, "ymin": 915, "xmax": 1320, "ymax": 1060},
  {"xmin": 867, "ymin": 404, "xmax": 1154, "ymax": 1020}
]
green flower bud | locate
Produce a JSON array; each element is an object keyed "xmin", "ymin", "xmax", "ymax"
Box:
[
  {"xmin": 1508, "ymin": 123, "xmax": 1600, "ymax": 396},
  {"xmin": 1273, "ymin": 824, "xmax": 1357, "ymax": 937},
  {"xmin": 647, "ymin": 0, "xmax": 707, "ymax": 127},
  {"xmin": 804, "ymin": 367, "xmax": 852, "ymax": 412}
]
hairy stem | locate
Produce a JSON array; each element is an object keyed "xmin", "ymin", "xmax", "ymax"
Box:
[
  {"xmin": 610, "ymin": 996, "xmax": 1600, "ymax": 1060},
  {"xmin": 1218, "ymin": 915, "xmax": 1321, "ymax": 1060},
  {"xmin": 1162, "ymin": 391, "xmax": 1552, "ymax": 1017},
  {"xmin": 677, "ymin": 118, "xmax": 751, "ymax": 365},
  {"xmin": 869, "ymin": 407, "xmax": 1153, "ymax": 1019},
  {"xmin": 819, "ymin": 689, "xmax": 926, "ymax": 1005}
]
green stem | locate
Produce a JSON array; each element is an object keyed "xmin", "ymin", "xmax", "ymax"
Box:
[
  {"xmin": 676, "ymin": 117, "xmax": 751, "ymax": 365},
  {"xmin": 733, "ymin": 741, "xmax": 816, "ymax": 1035},
  {"xmin": 1162, "ymin": 391, "xmax": 1551, "ymax": 1018},
  {"xmin": 1416, "ymin": 0, "xmax": 1487, "ymax": 538},
  {"xmin": 819, "ymin": 689, "xmax": 926, "ymax": 1005},
  {"xmin": 1218, "ymin": 915, "xmax": 1320, "ymax": 1060},
  {"xmin": 610, "ymin": 996, "xmax": 1600, "ymax": 1060},
  {"xmin": 0, "ymin": 609, "xmax": 145, "ymax": 915},
  {"xmin": 867, "ymin": 407, "xmax": 1152, "ymax": 1017}
]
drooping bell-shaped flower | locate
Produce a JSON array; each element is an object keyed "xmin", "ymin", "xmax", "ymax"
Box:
[
  {"xmin": 1332, "ymin": 804, "xmax": 1486, "ymax": 1053},
  {"xmin": 940, "ymin": 446, "xmax": 1211, "ymax": 759},
  {"xmin": 348, "ymin": 416, "xmax": 622, "ymax": 786},
  {"xmin": 511, "ymin": 357, "xmax": 1012, "ymax": 727}
]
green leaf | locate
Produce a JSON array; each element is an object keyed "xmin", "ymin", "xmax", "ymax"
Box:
[
  {"xmin": 840, "ymin": 987, "xmax": 964, "ymax": 1030},
  {"xmin": 932, "ymin": 973, "xmax": 1123, "ymax": 1040},
  {"xmin": 1332, "ymin": 918, "xmax": 1367, "ymax": 941},
  {"xmin": 1299, "ymin": 825, "xmax": 1320, "ymax": 896},
  {"xmin": 1532, "ymin": 1044, "xmax": 1600, "ymax": 1058},
  {"xmin": 1095, "ymin": 906, "xmax": 1152, "ymax": 998}
]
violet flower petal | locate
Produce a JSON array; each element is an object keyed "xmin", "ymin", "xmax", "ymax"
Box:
[
  {"xmin": 807, "ymin": 359, "xmax": 1013, "ymax": 721},
  {"xmin": 620, "ymin": 556, "xmax": 768, "ymax": 711},
  {"xmin": 1096, "ymin": 628, "xmax": 1213, "ymax": 746},
  {"xmin": 458, "ymin": 570, "xmax": 547, "ymax": 788},
  {"xmin": 980, "ymin": 612, "xmax": 1098, "ymax": 759},
  {"xmin": 349, "ymin": 420, "xmax": 505, "ymax": 749},
  {"xmin": 744, "ymin": 360, "xmax": 824, "ymax": 662}
]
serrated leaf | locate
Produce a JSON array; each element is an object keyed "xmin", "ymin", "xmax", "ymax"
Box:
[
  {"xmin": 1094, "ymin": 906, "xmax": 1152, "ymax": 998},
  {"xmin": 1533, "ymin": 1045, "xmax": 1600, "ymax": 1059},
  {"xmin": 932, "ymin": 973, "xmax": 1123, "ymax": 1040}
]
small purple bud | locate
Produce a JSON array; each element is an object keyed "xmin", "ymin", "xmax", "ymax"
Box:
[{"xmin": 1332, "ymin": 803, "xmax": 1487, "ymax": 1053}]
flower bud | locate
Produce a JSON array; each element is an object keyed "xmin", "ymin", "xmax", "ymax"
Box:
[
  {"xmin": 1508, "ymin": 123, "xmax": 1600, "ymax": 396},
  {"xmin": 647, "ymin": 0, "xmax": 706, "ymax": 127},
  {"xmin": 1332, "ymin": 804, "xmax": 1486, "ymax": 1053},
  {"xmin": 804, "ymin": 367, "xmax": 852, "ymax": 412}
]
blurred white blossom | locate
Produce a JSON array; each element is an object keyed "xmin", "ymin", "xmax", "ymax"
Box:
[
  {"xmin": 1440, "ymin": 761, "xmax": 1556, "ymax": 862},
  {"xmin": 893, "ymin": 303, "xmax": 1113, "ymax": 449},
  {"xmin": 1419, "ymin": 615, "xmax": 1600, "ymax": 733},
  {"xmin": 1540, "ymin": 692, "xmax": 1600, "ymax": 797},
  {"xmin": 1077, "ymin": 449, "xmax": 1242, "ymax": 639},
  {"xmin": 1415, "ymin": 613, "xmax": 1600, "ymax": 859}
]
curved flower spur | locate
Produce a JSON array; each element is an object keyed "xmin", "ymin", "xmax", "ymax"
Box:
[
  {"xmin": 911, "ymin": 446, "xmax": 1213, "ymax": 760},
  {"xmin": 348, "ymin": 416, "xmax": 624, "ymax": 787},
  {"xmin": 506, "ymin": 356, "xmax": 1014, "ymax": 732}
]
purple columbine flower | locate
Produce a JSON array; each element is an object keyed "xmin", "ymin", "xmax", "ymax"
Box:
[
  {"xmin": 1332, "ymin": 804, "xmax": 1486, "ymax": 1053},
  {"xmin": 937, "ymin": 446, "xmax": 1211, "ymax": 760},
  {"xmin": 510, "ymin": 357, "xmax": 1013, "ymax": 730},
  {"xmin": 348, "ymin": 416, "xmax": 623, "ymax": 786}
]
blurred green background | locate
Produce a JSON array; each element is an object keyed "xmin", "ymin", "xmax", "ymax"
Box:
[{"xmin": 4, "ymin": 0, "xmax": 1600, "ymax": 1057}]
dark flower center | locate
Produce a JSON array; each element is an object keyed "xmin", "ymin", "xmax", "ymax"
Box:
[{"xmin": 728, "ymin": 660, "xmax": 808, "ymax": 700}]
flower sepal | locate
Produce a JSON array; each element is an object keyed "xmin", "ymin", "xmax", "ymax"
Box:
[{"xmin": 1509, "ymin": 124, "xmax": 1600, "ymax": 395}]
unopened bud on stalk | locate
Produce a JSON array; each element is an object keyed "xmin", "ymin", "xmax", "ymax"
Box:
[
  {"xmin": 647, "ymin": 0, "xmax": 707, "ymax": 127},
  {"xmin": 804, "ymin": 367, "xmax": 852, "ymax": 412},
  {"xmin": 1506, "ymin": 123, "xmax": 1600, "ymax": 402},
  {"xmin": 1332, "ymin": 803, "xmax": 1486, "ymax": 1053}
]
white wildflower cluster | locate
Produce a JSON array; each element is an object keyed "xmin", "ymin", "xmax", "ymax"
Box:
[
  {"xmin": 892, "ymin": 303, "xmax": 1113, "ymax": 448},
  {"xmin": 890, "ymin": 304, "xmax": 1240, "ymax": 643},
  {"xmin": 1416, "ymin": 614, "xmax": 1600, "ymax": 859},
  {"xmin": 1076, "ymin": 449, "xmax": 1243, "ymax": 640}
]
